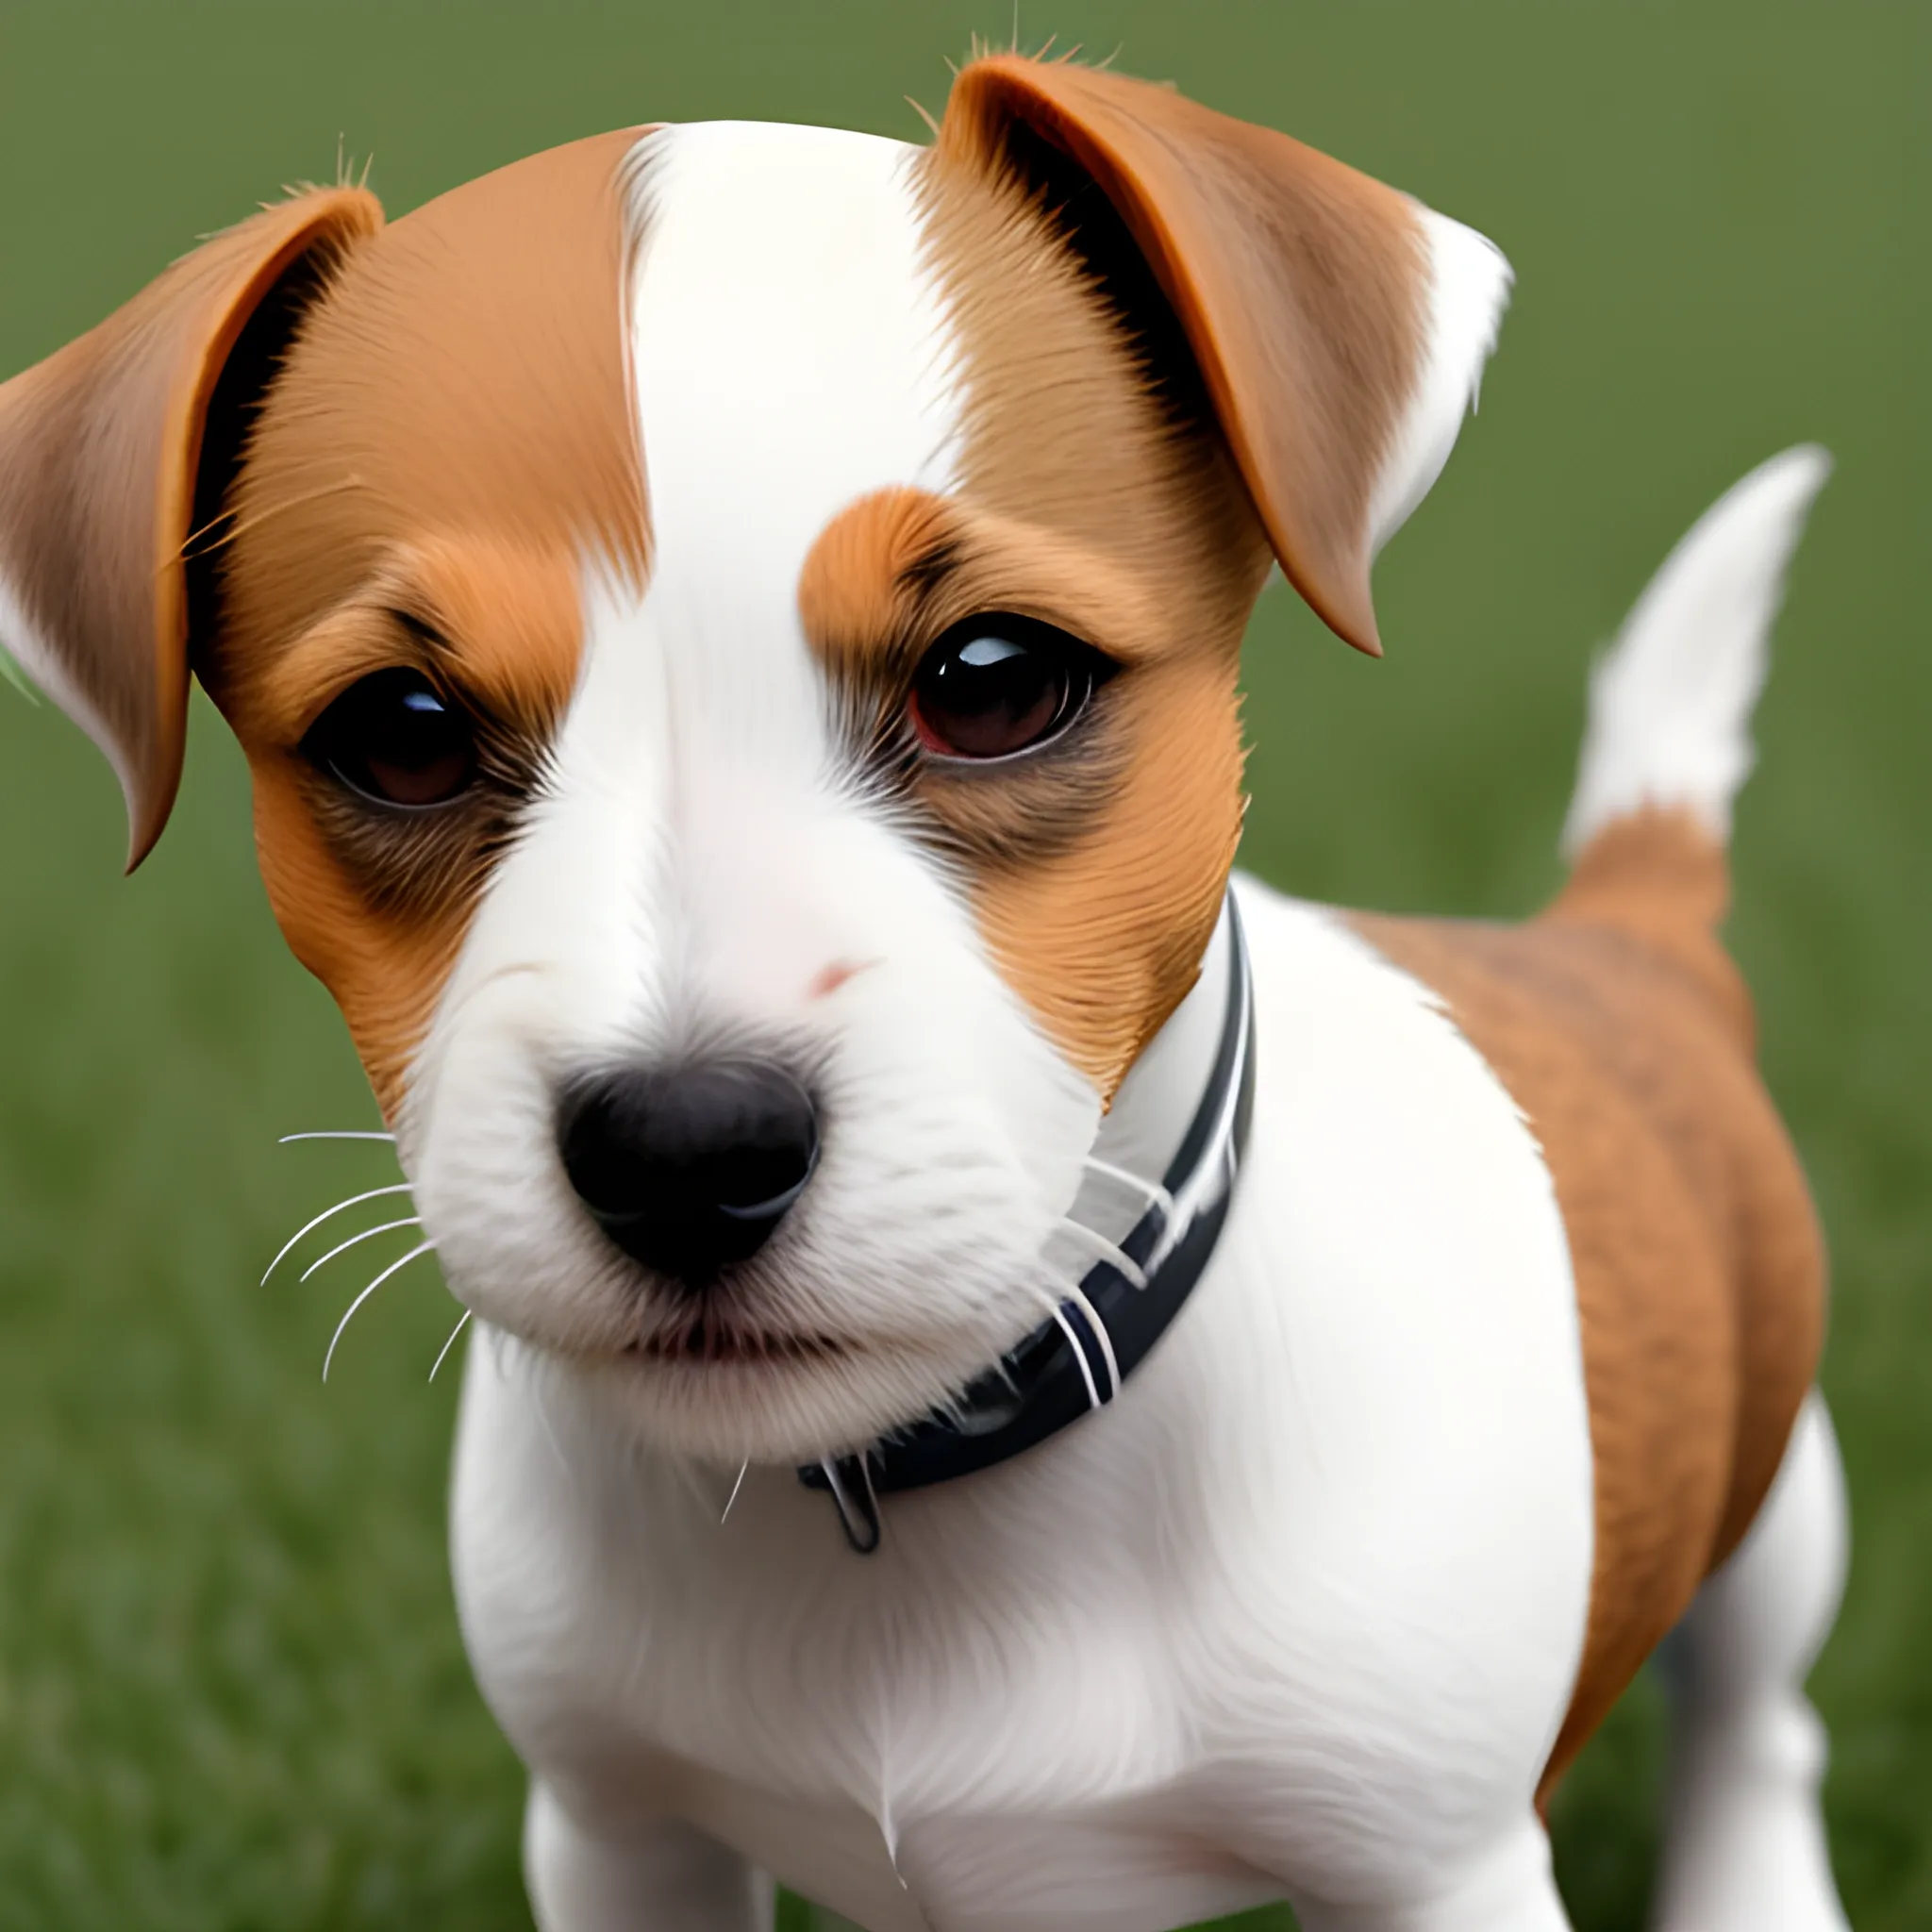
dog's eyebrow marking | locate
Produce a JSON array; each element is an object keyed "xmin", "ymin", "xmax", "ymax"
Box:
[
  {"xmin": 896, "ymin": 535, "xmax": 966, "ymax": 596},
  {"xmin": 796, "ymin": 486, "xmax": 962, "ymax": 674},
  {"xmin": 386, "ymin": 608, "xmax": 456, "ymax": 657}
]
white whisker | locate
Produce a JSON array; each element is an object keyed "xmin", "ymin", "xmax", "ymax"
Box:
[
  {"xmin": 279, "ymin": 1130, "xmax": 396, "ymax": 1143},
  {"xmin": 1049, "ymin": 1217, "xmax": 1148, "ymax": 1291},
  {"xmin": 1049, "ymin": 1305, "xmax": 1104, "ymax": 1413},
  {"xmin": 262, "ymin": 1183, "xmax": 415, "ymax": 1285},
  {"xmin": 720, "ymin": 1460, "xmax": 749, "ymax": 1525},
  {"xmin": 1079, "ymin": 1154, "xmax": 1174, "ymax": 1224},
  {"xmin": 322, "ymin": 1241, "xmax": 438, "ymax": 1382},
  {"xmin": 1061, "ymin": 1280, "xmax": 1122, "ymax": 1400},
  {"xmin": 428, "ymin": 1308, "xmax": 473, "ymax": 1382},
  {"xmin": 299, "ymin": 1216, "xmax": 424, "ymax": 1282},
  {"xmin": 1022, "ymin": 1279, "xmax": 1103, "ymax": 1415}
]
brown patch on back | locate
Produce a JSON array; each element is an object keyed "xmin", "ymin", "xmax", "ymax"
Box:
[
  {"xmin": 200, "ymin": 130, "xmax": 650, "ymax": 1107},
  {"xmin": 938, "ymin": 55, "xmax": 1432, "ymax": 655},
  {"xmin": 1350, "ymin": 808, "xmax": 1825, "ymax": 1798},
  {"xmin": 901, "ymin": 118, "xmax": 1271, "ymax": 1098}
]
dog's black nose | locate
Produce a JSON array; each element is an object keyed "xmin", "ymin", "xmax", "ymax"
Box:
[{"xmin": 558, "ymin": 1060, "xmax": 819, "ymax": 1285}]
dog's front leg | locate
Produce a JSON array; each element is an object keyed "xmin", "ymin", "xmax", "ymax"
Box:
[
  {"xmin": 1289, "ymin": 1819, "xmax": 1571, "ymax": 1932},
  {"xmin": 525, "ymin": 1782, "xmax": 773, "ymax": 1932}
]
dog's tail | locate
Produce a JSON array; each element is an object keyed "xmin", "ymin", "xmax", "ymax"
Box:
[{"xmin": 1548, "ymin": 446, "xmax": 1830, "ymax": 981}]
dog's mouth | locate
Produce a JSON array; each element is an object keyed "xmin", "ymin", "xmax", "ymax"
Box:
[{"xmin": 625, "ymin": 1317, "xmax": 853, "ymax": 1369}]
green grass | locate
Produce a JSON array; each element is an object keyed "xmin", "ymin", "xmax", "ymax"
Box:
[{"xmin": 1, "ymin": 1, "xmax": 1925, "ymax": 1925}]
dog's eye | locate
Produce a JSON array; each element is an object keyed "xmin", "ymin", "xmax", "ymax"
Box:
[
  {"xmin": 908, "ymin": 616, "xmax": 1102, "ymax": 761},
  {"xmin": 304, "ymin": 670, "xmax": 478, "ymax": 808}
]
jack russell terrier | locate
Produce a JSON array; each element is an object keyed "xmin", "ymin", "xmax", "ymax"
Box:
[{"xmin": 0, "ymin": 53, "xmax": 1845, "ymax": 1932}]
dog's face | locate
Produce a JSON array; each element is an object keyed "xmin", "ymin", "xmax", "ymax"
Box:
[{"xmin": 0, "ymin": 58, "xmax": 1507, "ymax": 1463}]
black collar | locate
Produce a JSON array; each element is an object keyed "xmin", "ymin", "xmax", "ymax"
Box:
[{"xmin": 799, "ymin": 891, "xmax": 1257, "ymax": 1553}]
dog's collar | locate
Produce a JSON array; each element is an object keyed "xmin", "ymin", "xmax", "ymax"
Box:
[{"xmin": 799, "ymin": 890, "xmax": 1257, "ymax": 1553}]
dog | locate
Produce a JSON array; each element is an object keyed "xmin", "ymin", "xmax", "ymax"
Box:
[{"xmin": 0, "ymin": 53, "xmax": 1847, "ymax": 1932}]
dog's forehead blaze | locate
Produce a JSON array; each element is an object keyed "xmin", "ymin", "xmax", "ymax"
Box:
[
  {"xmin": 220, "ymin": 128, "xmax": 652, "ymax": 1101},
  {"xmin": 894, "ymin": 137, "xmax": 1271, "ymax": 1098}
]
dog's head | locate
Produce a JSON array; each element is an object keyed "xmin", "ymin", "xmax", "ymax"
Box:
[{"xmin": 0, "ymin": 58, "xmax": 1507, "ymax": 1464}]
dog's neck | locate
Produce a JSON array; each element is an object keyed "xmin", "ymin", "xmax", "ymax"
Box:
[
  {"xmin": 799, "ymin": 887, "xmax": 1255, "ymax": 1550},
  {"xmin": 1091, "ymin": 892, "xmax": 1237, "ymax": 1197}
]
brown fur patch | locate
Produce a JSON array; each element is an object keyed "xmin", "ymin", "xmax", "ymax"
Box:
[
  {"xmin": 1350, "ymin": 808, "xmax": 1825, "ymax": 1799},
  {"xmin": 246, "ymin": 767, "xmax": 469, "ymax": 1118},
  {"xmin": 0, "ymin": 188, "xmax": 382, "ymax": 863},
  {"xmin": 200, "ymin": 130, "xmax": 650, "ymax": 1108},
  {"xmin": 939, "ymin": 55, "xmax": 1431, "ymax": 655},
  {"xmin": 901, "ymin": 116, "xmax": 1272, "ymax": 1098},
  {"xmin": 212, "ymin": 128, "xmax": 648, "ymax": 669},
  {"xmin": 231, "ymin": 537, "xmax": 586, "ymax": 753}
]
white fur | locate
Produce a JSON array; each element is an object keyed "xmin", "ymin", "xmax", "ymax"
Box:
[
  {"xmin": 0, "ymin": 615, "xmax": 40, "ymax": 705},
  {"xmin": 1561, "ymin": 444, "xmax": 1831, "ymax": 856},
  {"xmin": 1366, "ymin": 207, "xmax": 1513, "ymax": 558},
  {"xmin": 1653, "ymin": 1393, "xmax": 1852, "ymax": 1932},
  {"xmin": 1079, "ymin": 908, "xmax": 1233, "ymax": 1241},
  {"xmin": 455, "ymin": 881, "xmax": 1595, "ymax": 1931},
  {"xmin": 0, "ymin": 572, "xmax": 142, "ymax": 834}
]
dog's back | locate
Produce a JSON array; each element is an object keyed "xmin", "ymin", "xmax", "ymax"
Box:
[{"xmin": 1351, "ymin": 448, "xmax": 1831, "ymax": 1791}]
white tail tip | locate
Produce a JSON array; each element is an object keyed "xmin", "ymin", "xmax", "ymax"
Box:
[{"xmin": 1560, "ymin": 444, "xmax": 1832, "ymax": 859}]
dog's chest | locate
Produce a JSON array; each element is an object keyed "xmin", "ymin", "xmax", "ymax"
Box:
[
  {"xmin": 459, "ymin": 1427, "xmax": 1288, "ymax": 1929},
  {"xmin": 682, "ymin": 1778, "xmax": 1286, "ymax": 1932},
  {"xmin": 663, "ymin": 1670, "xmax": 1285, "ymax": 1932}
]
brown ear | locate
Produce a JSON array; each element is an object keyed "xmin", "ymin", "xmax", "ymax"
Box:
[
  {"xmin": 0, "ymin": 187, "xmax": 382, "ymax": 867},
  {"xmin": 936, "ymin": 57, "xmax": 1510, "ymax": 656}
]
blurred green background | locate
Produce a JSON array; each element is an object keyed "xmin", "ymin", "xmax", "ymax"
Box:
[{"xmin": 0, "ymin": 0, "xmax": 1924, "ymax": 1925}]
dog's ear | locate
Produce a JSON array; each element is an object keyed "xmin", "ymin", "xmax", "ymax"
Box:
[
  {"xmin": 0, "ymin": 186, "xmax": 383, "ymax": 867},
  {"xmin": 936, "ymin": 56, "xmax": 1510, "ymax": 656}
]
